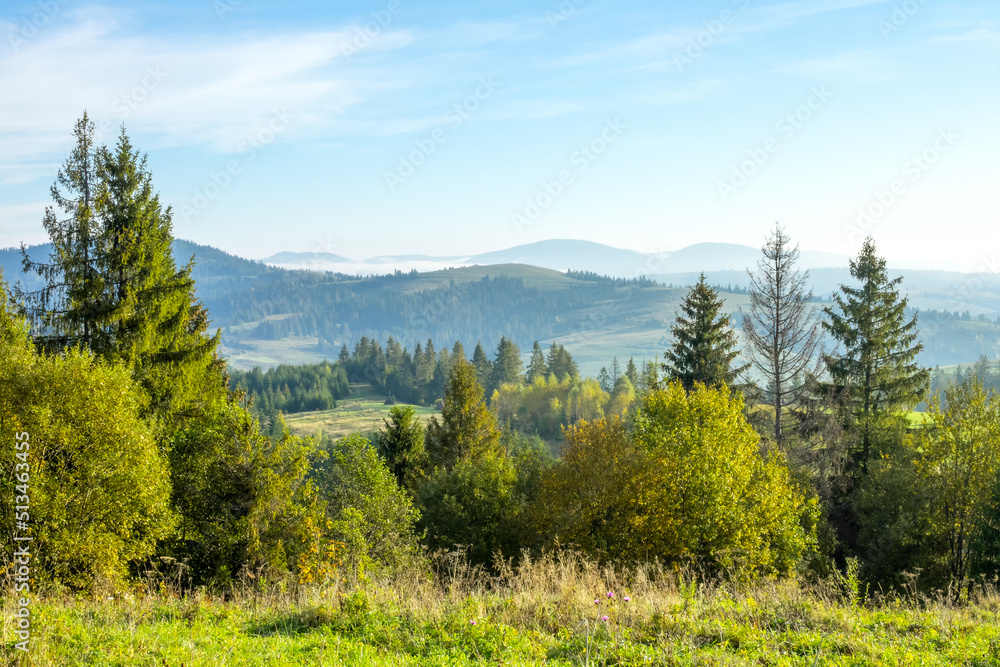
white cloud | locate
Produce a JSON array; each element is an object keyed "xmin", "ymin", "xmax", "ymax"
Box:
[{"xmin": 0, "ymin": 7, "xmax": 415, "ymax": 183}]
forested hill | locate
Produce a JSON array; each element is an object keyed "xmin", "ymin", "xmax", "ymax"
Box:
[{"xmin": 3, "ymin": 239, "xmax": 1000, "ymax": 373}]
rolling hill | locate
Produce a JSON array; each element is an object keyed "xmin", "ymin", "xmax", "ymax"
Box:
[{"xmin": 3, "ymin": 238, "xmax": 1000, "ymax": 375}]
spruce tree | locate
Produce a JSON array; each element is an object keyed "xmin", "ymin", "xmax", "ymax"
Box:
[
  {"xmin": 526, "ymin": 340, "xmax": 547, "ymax": 383},
  {"xmin": 823, "ymin": 237, "xmax": 929, "ymax": 470},
  {"xmin": 625, "ymin": 357, "xmax": 639, "ymax": 386},
  {"xmin": 425, "ymin": 358, "xmax": 500, "ymax": 469},
  {"xmin": 16, "ymin": 117, "xmax": 223, "ymax": 423},
  {"xmin": 472, "ymin": 341, "xmax": 492, "ymax": 389},
  {"xmin": 743, "ymin": 224, "xmax": 824, "ymax": 445},
  {"xmin": 15, "ymin": 112, "xmax": 104, "ymax": 351},
  {"xmin": 663, "ymin": 274, "xmax": 748, "ymax": 392},
  {"xmin": 491, "ymin": 336, "xmax": 523, "ymax": 391},
  {"xmin": 95, "ymin": 127, "xmax": 223, "ymax": 420},
  {"xmin": 376, "ymin": 405, "xmax": 427, "ymax": 489}
]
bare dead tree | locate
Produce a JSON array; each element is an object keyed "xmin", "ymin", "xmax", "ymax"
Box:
[{"xmin": 742, "ymin": 224, "xmax": 824, "ymax": 445}]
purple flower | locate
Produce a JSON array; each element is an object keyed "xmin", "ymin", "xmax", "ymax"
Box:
[
  {"xmin": 601, "ymin": 615, "xmax": 609, "ymax": 622},
  {"xmin": 594, "ymin": 598, "xmax": 600, "ymax": 605},
  {"xmin": 470, "ymin": 620, "xmax": 477, "ymax": 625},
  {"xmin": 607, "ymin": 591, "xmax": 614, "ymax": 598},
  {"xmin": 624, "ymin": 596, "xmax": 631, "ymax": 602}
]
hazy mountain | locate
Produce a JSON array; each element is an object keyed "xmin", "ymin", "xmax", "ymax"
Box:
[
  {"xmin": 264, "ymin": 251, "xmax": 354, "ymax": 264},
  {"xmin": 4, "ymin": 238, "xmax": 999, "ymax": 373}
]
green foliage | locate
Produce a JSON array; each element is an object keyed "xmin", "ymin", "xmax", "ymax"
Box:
[
  {"xmin": 312, "ymin": 434, "xmax": 422, "ymax": 574},
  {"xmin": 526, "ymin": 340, "xmax": 547, "ymax": 383},
  {"xmin": 489, "ymin": 336, "xmax": 523, "ymax": 395},
  {"xmin": 416, "ymin": 453, "xmax": 520, "ymax": 567},
  {"xmin": 425, "ymin": 359, "xmax": 501, "ymax": 469},
  {"xmin": 165, "ymin": 399, "xmax": 320, "ymax": 587},
  {"xmin": 860, "ymin": 376, "xmax": 1000, "ymax": 589},
  {"xmin": 17, "ymin": 117, "xmax": 224, "ymax": 426},
  {"xmin": 663, "ymin": 274, "xmax": 748, "ymax": 392},
  {"xmin": 538, "ymin": 383, "xmax": 814, "ymax": 575},
  {"xmin": 14, "ymin": 113, "xmax": 104, "ymax": 352},
  {"xmin": 231, "ymin": 360, "xmax": 350, "ymax": 414},
  {"xmin": 0, "ymin": 301, "xmax": 174, "ymax": 590},
  {"xmin": 375, "ymin": 405, "xmax": 428, "ymax": 489},
  {"xmin": 545, "ymin": 342, "xmax": 579, "ymax": 381},
  {"xmin": 823, "ymin": 237, "xmax": 929, "ymax": 470},
  {"xmin": 632, "ymin": 382, "xmax": 816, "ymax": 576},
  {"xmin": 535, "ymin": 417, "xmax": 643, "ymax": 557}
]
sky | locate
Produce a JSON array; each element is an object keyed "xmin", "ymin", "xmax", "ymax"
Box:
[{"xmin": 0, "ymin": 0, "xmax": 998, "ymax": 268}]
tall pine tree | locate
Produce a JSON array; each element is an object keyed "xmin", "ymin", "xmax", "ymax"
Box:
[
  {"xmin": 15, "ymin": 112, "xmax": 104, "ymax": 351},
  {"xmin": 663, "ymin": 274, "xmax": 748, "ymax": 392},
  {"xmin": 15, "ymin": 117, "xmax": 224, "ymax": 424},
  {"xmin": 823, "ymin": 237, "xmax": 929, "ymax": 470}
]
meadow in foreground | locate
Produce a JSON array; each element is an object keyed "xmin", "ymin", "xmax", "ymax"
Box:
[{"xmin": 4, "ymin": 552, "xmax": 1000, "ymax": 666}]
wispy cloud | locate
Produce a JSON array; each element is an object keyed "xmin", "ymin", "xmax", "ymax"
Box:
[{"xmin": 0, "ymin": 7, "xmax": 416, "ymax": 183}]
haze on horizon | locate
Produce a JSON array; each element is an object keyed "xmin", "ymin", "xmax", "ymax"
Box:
[{"xmin": 1, "ymin": 0, "xmax": 997, "ymax": 269}]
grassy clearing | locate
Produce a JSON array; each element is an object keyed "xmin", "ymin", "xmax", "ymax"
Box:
[
  {"xmin": 283, "ymin": 385, "xmax": 436, "ymax": 441},
  {"xmin": 5, "ymin": 553, "xmax": 1000, "ymax": 666}
]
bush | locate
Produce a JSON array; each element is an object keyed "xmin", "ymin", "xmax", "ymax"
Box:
[
  {"xmin": 0, "ymin": 322, "xmax": 174, "ymax": 591},
  {"xmin": 165, "ymin": 399, "xmax": 321, "ymax": 588},
  {"xmin": 538, "ymin": 382, "xmax": 817, "ymax": 577},
  {"xmin": 312, "ymin": 434, "xmax": 422, "ymax": 577}
]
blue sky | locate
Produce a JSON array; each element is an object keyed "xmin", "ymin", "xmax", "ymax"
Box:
[{"xmin": 0, "ymin": 0, "xmax": 997, "ymax": 267}]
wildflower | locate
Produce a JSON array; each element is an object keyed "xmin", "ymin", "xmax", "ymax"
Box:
[
  {"xmin": 607, "ymin": 591, "xmax": 614, "ymax": 598},
  {"xmin": 470, "ymin": 620, "xmax": 477, "ymax": 625},
  {"xmin": 601, "ymin": 615, "xmax": 609, "ymax": 621},
  {"xmin": 624, "ymin": 596, "xmax": 631, "ymax": 602},
  {"xmin": 594, "ymin": 598, "xmax": 600, "ymax": 605}
]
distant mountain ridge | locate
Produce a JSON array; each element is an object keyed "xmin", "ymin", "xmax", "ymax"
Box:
[
  {"xmin": 262, "ymin": 239, "xmax": 854, "ymax": 276},
  {"xmin": 4, "ymin": 237, "xmax": 999, "ymax": 373}
]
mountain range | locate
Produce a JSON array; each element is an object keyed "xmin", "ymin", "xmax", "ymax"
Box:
[{"xmin": 3, "ymin": 238, "xmax": 999, "ymax": 374}]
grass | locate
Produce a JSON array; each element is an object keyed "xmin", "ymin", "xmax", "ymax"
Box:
[
  {"xmin": 5, "ymin": 553, "xmax": 1000, "ymax": 665},
  {"xmin": 283, "ymin": 384, "xmax": 437, "ymax": 441}
]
